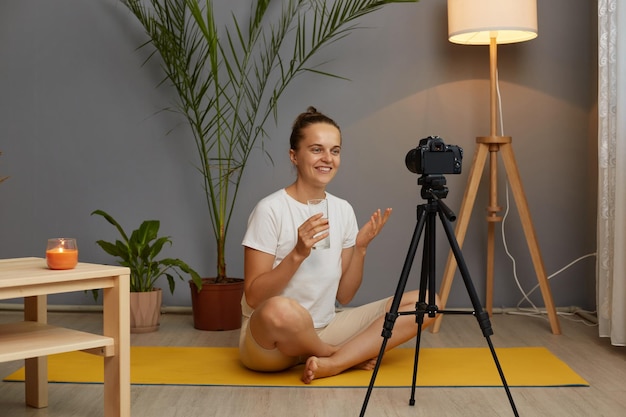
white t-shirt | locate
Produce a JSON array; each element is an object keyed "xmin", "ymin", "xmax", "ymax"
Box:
[{"xmin": 241, "ymin": 189, "xmax": 358, "ymax": 328}]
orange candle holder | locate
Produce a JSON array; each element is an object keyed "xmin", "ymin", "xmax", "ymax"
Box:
[{"xmin": 46, "ymin": 238, "xmax": 78, "ymax": 270}]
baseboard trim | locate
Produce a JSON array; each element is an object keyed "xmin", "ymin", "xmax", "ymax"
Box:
[
  {"xmin": 0, "ymin": 303, "xmax": 587, "ymax": 317},
  {"xmin": 0, "ymin": 303, "xmax": 193, "ymax": 314}
]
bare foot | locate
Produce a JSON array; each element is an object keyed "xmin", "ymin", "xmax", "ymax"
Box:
[
  {"xmin": 301, "ymin": 356, "xmax": 339, "ymax": 384},
  {"xmin": 301, "ymin": 356, "xmax": 319, "ymax": 384},
  {"xmin": 301, "ymin": 356, "xmax": 377, "ymax": 384}
]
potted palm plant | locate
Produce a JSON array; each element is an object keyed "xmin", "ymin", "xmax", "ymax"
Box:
[
  {"xmin": 122, "ymin": 0, "xmax": 418, "ymax": 330},
  {"xmin": 91, "ymin": 209, "xmax": 202, "ymax": 333}
]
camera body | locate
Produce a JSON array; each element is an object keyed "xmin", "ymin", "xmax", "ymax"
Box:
[{"xmin": 405, "ymin": 136, "xmax": 463, "ymax": 175}]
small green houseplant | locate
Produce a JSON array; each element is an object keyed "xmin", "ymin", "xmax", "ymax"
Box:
[
  {"xmin": 91, "ymin": 209, "xmax": 202, "ymax": 332},
  {"xmin": 122, "ymin": 0, "xmax": 418, "ymax": 329}
]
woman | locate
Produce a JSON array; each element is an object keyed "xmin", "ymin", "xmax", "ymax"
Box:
[{"xmin": 239, "ymin": 107, "xmax": 436, "ymax": 384}]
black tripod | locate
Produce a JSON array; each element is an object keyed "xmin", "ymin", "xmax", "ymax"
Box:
[{"xmin": 359, "ymin": 175, "xmax": 519, "ymax": 417}]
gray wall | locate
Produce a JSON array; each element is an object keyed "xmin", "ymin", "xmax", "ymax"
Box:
[{"xmin": 0, "ymin": 0, "xmax": 597, "ymax": 311}]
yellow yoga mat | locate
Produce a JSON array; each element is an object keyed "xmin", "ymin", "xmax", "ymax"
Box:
[{"xmin": 3, "ymin": 346, "xmax": 588, "ymax": 388}]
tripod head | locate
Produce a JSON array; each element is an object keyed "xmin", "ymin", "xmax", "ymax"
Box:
[
  {"xmin": 418, "ymin": 174, "xmax": 448, "ymax": 201},
  {"xmin": 417, "ymin": 175, "xmax": 456, "ymax": 222}
]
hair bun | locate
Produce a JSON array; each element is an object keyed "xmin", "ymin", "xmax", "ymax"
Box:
[{"xmin": 289, "ymin": 106, "xmax": 340, "ymax": 150}]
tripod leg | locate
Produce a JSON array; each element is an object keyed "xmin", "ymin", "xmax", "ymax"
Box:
[
  {"xmin": 486, "ymin": 221, "xmax": 496, "ymax": 316},
  {"xmin": 433, "ymin": 143, "xmax": 489, "ymax": 333},
  {"xmin": 500, "ymin": 143, "xmax": 561, "ymax": 335},
  {"xmin": 436, "ymin": 205, "xmax": 520, "ymax": 417},
  {"xmin": 410, "ymin": 318, "xmax": 425, "ymax": 406},
  {"xmin": 360, "ymin": 204, "xmax": 428, "ymax": 417},
  {"xmin": 409, "ymin": 209, "xmax": 437, "ymax": 406}
]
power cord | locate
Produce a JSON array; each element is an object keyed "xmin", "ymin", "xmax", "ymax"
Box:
[{"xmin": 501, "ymin": 184, "xmax": 597, "ymax": 325}]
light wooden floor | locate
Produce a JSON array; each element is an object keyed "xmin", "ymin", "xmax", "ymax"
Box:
[{"xmin": 0, "ymin": 309, "xmax": 624, "ymax": 417}]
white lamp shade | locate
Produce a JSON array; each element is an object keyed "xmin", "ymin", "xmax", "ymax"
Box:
[{"xmin": 448, "ymin": 0, "xmax": 537, "ymax": 45}]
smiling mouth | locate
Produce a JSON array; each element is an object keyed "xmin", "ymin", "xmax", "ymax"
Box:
[{"xmin": 316, "ymin": 167, "xmax": 332, "ymax": 173}]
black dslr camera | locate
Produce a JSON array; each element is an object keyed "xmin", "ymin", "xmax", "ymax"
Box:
[{"xmin": 405, "ymin": 136, "xmax": 463, "ymax": 175}]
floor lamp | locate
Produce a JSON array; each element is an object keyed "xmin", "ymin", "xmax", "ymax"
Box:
[{"xmin": 433, "ymin": 0, "xmax": 561, "ymax": 335}]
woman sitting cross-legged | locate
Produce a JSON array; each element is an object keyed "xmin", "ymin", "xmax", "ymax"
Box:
[{"xmin": 238, "ymin": 106, "xmax": 438, "ymax": 384}]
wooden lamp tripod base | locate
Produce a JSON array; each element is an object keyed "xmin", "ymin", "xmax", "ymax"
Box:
[{"xmin": 432, "ymin": 134, "xmax": 562, "ymax": 335}]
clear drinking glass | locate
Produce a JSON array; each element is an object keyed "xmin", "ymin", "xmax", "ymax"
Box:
[{"xmin": 307, "ymin": 199, "xmax": 330, "ymax": 250}]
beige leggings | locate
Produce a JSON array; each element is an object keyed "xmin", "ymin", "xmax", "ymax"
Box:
[{"xmin": 239, "ymin": 297, "xmax": 390, "ymax": 372}]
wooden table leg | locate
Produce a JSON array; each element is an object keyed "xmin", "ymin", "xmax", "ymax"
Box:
[
  {"xmin": 24, "ymin": 295, "xmax": 48, "ymax": 408},
  {"xmin": 103, "ymin": 274, "xmax": 130, "ymax": 417}
]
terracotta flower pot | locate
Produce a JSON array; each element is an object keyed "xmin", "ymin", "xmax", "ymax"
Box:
[{"xmin": 190, "ymin": 278, "xmax": 244, "ymax": 331}]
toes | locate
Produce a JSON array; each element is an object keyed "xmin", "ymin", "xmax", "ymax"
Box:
[{"xmin": 301, "ymin": 356, "xmax": 319, "ymax": 384}]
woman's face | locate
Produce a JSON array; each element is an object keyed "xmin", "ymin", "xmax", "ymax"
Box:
[{"xmin": 290, "ymin": 122, "xmax": 341, "ymax": 188}]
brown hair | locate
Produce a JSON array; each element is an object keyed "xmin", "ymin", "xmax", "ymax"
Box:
[{"xmin": 289, "ymin": 106, "xmax": 341, "ymax": 150}]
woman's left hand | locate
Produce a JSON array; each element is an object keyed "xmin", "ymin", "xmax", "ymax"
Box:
[{"xmin": 355, "ymin": 208, "xmax": 392, "ymax": 249}]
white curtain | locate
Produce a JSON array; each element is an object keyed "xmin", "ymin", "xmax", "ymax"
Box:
[{"xmin": 598, "ymin": 0, "xmax": 626, "ymax": 346}]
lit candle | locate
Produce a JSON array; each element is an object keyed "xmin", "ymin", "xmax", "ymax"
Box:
[{"xmin": 46, "ymin": 238, "xmax": 78, "ymax": 270}]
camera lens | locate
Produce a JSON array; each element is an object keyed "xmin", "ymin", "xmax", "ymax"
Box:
[{"xmin": 405, "ymin": 149, "xmax": 418, "ymax": 173}]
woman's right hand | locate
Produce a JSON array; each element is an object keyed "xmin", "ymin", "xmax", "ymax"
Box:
[
  {"xmin": 244, "ymin": 212, "xmax": 329, "ymax": 308},
  {"xmin": 295, "ymin": 213, "xmax": 329, "ymax": 256}
]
